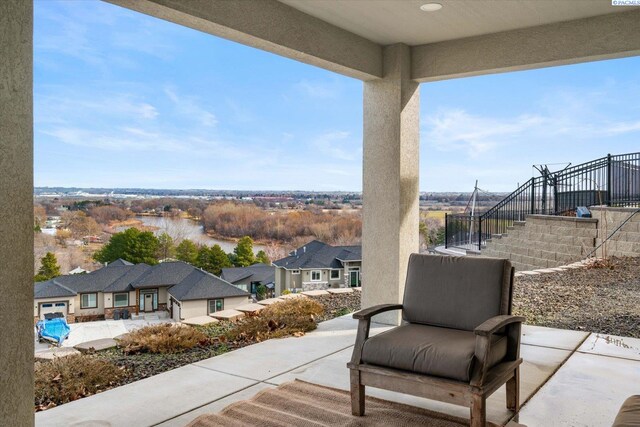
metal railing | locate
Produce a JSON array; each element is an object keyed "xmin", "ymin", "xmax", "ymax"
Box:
[{"xmin": 445, "ymin": 152, "xmax": 640, "ymax": 251}]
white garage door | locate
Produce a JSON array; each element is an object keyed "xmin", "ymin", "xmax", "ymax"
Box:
[{"xmin": 40, "ymin": 302, "xmax": 68, "ymax": 319}]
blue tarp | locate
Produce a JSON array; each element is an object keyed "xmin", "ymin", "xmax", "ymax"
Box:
[{"xmin": 36, "ymin": 318, "xmax": 71, "ymax": 346}]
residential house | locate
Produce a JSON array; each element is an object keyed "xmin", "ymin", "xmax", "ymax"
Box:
[
  {"xmin": 272, "ymin": 240, "xmax": 361, "ymax": 294},
  {"xmin": 221, "ymin": 263, "xmax": 276, "ymax": 298},
  {"xmin": 33, "ymin": 259, "xmax": 250, "ymax": 323}
]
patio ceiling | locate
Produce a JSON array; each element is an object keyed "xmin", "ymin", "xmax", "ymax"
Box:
[
  {"xmin": 107, "ymin": 0, "xmax": 640, "ymax": 81},
  {"xmin": 280, "ymin": 0, "xmax": 624, "ymax": 46}
]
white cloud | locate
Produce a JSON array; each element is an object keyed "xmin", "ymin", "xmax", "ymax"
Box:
[
  {"xmin": 294, "ymin": 79, "xmax": 341, "ymax": 99},
  {"xmin": 312, "ymin": 131, "xmax": 359, "ymax": 161},
  {"xmin": 164, "ymin": 87, "xmax": 218, "ymax": 126}
]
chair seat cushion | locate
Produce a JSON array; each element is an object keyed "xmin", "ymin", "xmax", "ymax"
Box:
[
  {"xmin": 613, "ymin": 395, "xmax": 640, "ymax": 427},
  {"xmin": 361, "ymin": 324, "xmax": 507, "ymax": 382}
]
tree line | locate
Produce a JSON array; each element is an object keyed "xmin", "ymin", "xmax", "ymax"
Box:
[{"xmin": 92, "ymin": 228, "xmax": 270, "ymax": 276}]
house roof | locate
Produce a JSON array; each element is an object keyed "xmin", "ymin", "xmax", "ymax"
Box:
[
  {"xmin": 34, "ymin": 279, "xmax": 77, "ymax": 299},
  {"xmin": 272, "ymin": 240, "xmax": 361, "ymax": 270},
  {"xmin": 168, "ymin": 269, "xmax": 250, "ymax": 301},
  {"xmin": 106, "ymin": 258, "xmax": 133, "ymax": 266},
  {"xmin": 103, "ymin": 263, "xmax": 152, "ymax": 293},
  {"xmin": 131, "ymin": 261, "xmax": 196, "ymax": 288},
  {"xmin": 221, "ymin": 264, "xmax": 275, "ymax": 285}
]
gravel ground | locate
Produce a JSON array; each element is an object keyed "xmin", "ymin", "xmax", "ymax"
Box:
[
  {"xmin": 513, "ymin": 257, "xmax": 640, "ymax": 338},
  {"xmin": 309, "ymin": 291, "xmax": 361, "ymax": 322}
]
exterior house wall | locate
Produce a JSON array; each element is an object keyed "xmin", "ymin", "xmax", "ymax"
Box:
[
  {"xmin": 103, "ymin": 291, "xmax": 137, "ymax": 319},
  {"xmin": 74, "ymin": 292, "xmax": 105, "ymax": 321},
  {"xmin": 301, "ymin": 268, "xmax": 330, "ymax": 291},
  {"xmin": 176, "ymin": 296, "xmax": 250, "ymax": 320}
]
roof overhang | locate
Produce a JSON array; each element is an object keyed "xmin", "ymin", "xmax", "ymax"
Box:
[{"xmin": 105, "ymin": 0, "xmax": 640, "ymax": 82}]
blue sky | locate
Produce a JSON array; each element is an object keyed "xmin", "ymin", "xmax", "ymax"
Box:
[{"xmin": 35, "ymin": 0, "xmax": 640, "ymax": 192}]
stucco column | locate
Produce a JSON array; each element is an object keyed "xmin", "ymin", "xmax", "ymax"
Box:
[
  {"xmin": 362, "ymin": 44, "xmax": 420, "ymax": 325},
  {"xmin": 0, "ymin": 1, "xmax": 34, "ymax": 425}
]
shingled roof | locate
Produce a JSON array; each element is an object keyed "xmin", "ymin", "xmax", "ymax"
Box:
[
  {"xmin": 221, "ymin": 263, "xmax": 275, "ymax": 285},
  {"xmin": 34, "ymin": 260, "xmax": 249, "ymax": 301},
  {"xmin": 168, "ymin": 269, "xmax": 250, "ymax": 301},
  {"xmin": 34, "ymin": 279, "xmax": 77, "ymax": 299},
  {"xmin": 272, "ymin": 240, "xmax": 361, "ymax": 270}
]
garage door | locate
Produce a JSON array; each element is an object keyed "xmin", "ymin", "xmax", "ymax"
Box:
[{"xmin": 40, "ymin": 302, "xmax": 68, "ymax": 319}]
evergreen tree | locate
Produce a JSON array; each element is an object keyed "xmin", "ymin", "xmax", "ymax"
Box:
[
  {"xmin": 175, "ymin": 239, "xmax": 198, "ymax": 265},
  {"xmin": 35, "ymin": 252, "xmax": 61, "ymax": 282},
  {"xmin": 157, "ymin": 232, "xmax": 175, "ymax": 260},
  {"xmin": 93, "ymin": 227, "xmax": 160, "ymax": 265},
  {"xmin": 233, "ymin": 236, "xmax": 255, "ymax": 267},
  {"xmin": 255, "ymin": 250, "xmax": 270, "ymax": 265},
  {"xmin": 210, "ymin": 244, "xmax": 232, "ymax": 275},
  {"xmin": 196, "ymin": 244, "xmax": 231, "ymax": 275}
]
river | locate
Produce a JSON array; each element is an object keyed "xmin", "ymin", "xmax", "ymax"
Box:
[{"xmin": 135, "ymin": 216, "xmax": 267, "ymax": 253}]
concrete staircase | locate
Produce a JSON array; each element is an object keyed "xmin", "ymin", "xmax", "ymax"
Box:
[{"xmin": 481, "ymin": 215, "xmax": 598, "ymax": 271}]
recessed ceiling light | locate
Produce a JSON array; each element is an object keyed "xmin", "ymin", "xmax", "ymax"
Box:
[{"xmin": 420, "ymin": 3, "xmax": 443, "ymax": 12}]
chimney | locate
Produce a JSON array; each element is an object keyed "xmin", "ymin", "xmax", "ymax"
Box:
[
  {"xmin": 303, "ymin": 246, "xmax": 306, "ymax": 253},
  {"xmin": 294, "ymin": 249, "xmax": 297, "ymax": 256}
]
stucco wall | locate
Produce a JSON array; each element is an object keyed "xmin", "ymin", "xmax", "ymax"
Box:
[
  {"xmin": 74, "ymin": 292, "xmax": 105, "ymax": 317},
  {"xmin": 177, "ymin": 296, "xmax": 250, "ymax": 320},
  {"xmin": 0, "ymin": 1, "xmax": 34, "ymax": 424}
]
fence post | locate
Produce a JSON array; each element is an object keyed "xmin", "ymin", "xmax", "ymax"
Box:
[
  {"xmin": 606, "ymin": 153, "xmax": 612, "ymax": 206},
  {"xmin": 478, "ymin": 218, "xmax": 482, "ymax": 251},
  {"xmin": 530, "ymin": 181, "xmax": 535, "ymax": 214},
  {"xmin": 444, "ymin": 213, "xmax": 448, "ymax": 249}
]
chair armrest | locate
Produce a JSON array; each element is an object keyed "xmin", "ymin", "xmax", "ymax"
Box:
[
  {"xmin": 474, "ymin": 315, "xmax": 525, "ymax": 337},
  {"xmin": 352, "ymin": 304, "xmax": 403, "ymax": 320}
]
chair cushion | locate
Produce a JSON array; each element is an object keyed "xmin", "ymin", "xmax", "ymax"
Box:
[
  {"xmin": 360, "ymin": 324, "xmax": 507, "ymax": 382},
  {"xmin": 613, "ymin": 395, "xmax": 640, "ymax": 427},
  {"xmin": 402, "ymin": 254, "xmax": 512, "ymax": 331}
]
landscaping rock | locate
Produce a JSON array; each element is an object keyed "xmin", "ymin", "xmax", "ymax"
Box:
[
  {"xmin": 257, "ymin": 297, "xmax": 284, "ymax": 306},
  {"xmin": 514, "ymin": 256, "xmax": 640, "ymax": 338},
  {"xmin": 181, "ymin": 316, "xmax": 219, "ymax": 326},
  {"xmin": 210, "ymin": 309, "xmax": 245, "ymax": 322},
  {"xmin": 279, "ymin": 293, "xmax": 306, "ymax": 299},
  {"xmin": 326, "ymin": 288, "xmax": 354, "ymax": 294},
  {"xmin": 74, "ymin": 338, "xmax": 118, "ymax": 353},
  {"xmin": 35, "ymin": 347, "xmax": 80, "ymax": 361},
  {"xmin": 235, "ymin": 303, "xmax": 266, "ymax": 314},
  {"xmin": 301, "ymin": 290, "xmax": 330, "ymax": 296}
]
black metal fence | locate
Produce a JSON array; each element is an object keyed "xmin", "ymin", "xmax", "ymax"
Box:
[{"xmin": 445, "ymin": 152, "xmax": 640, "ymax": 250}]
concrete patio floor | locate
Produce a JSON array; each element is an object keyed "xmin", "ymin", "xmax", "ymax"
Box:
[{"xmin": 35, "ymin": 316, "xmax": 640, "ymax": 427}]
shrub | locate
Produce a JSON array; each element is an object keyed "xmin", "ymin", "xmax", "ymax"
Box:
[
  {"xmin": 281, "ymin": 289, "xmax": 291, "ymax": 295},
  {"xmin": 35, "ymin": 355, "xmax": 124, "ymax": 410},
  {"xmin": 227, "ymin": 297, "xmax": 324, "ymax": 343},
  {"xmin": 117, "ymin": 323, "xmax": 208, "ymax": 354}
]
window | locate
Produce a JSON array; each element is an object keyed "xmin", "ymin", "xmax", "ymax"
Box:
[
  {"xmin": 80, "ymin": 293, "xmax": 97, "ymax": 309},
  {"xmin": 113, "ymin": 293, "xmax": 129, "ymax": 307},
  {"xmin": 311, "ymin": 270, "xmax": 321, "ymax": 281},
  {"xmin": 330, "ymin": 270, "xmax": 341, "ymax": 279},
  {"xmin": 235, "ymin": 284, "xmax": 248, "ymax": 292},
  {"xmin": 42, "ymin": 303, "xmax": 52, "ymax": 308},
  {"xmin": 291, "ymin": 270, "xmax": 300, "ymax": 275},
  {"xmin": 208, "ymin": 299, "xmax": 224, "ymax": 314},
  {"xmin": 55, "ymin": 303, "xmax": 66, "ymax": 307}
]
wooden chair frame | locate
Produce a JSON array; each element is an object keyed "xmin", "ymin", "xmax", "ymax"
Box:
[{"xmin": 348, "ymin": 304, "xmax": 524, "ymax": 427}]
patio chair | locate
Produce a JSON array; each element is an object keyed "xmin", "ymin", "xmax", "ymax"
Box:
[{"xmin": 348, "ymin": 254, "xmax": 524, "ymax": 427}]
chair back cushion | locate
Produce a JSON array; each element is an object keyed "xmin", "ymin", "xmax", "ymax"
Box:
[{"xmin": 402, "ymin": 254, "xmax": 513, "ymax": 331}]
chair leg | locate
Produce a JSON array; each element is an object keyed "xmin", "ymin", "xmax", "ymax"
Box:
[
  {"xmin": 506, "ymin": 366, "xmax": 520, "ymax": 412},
  {"xmin": 350, "ymin": 369, "xmax": 365, "ymax": 416},
  {"xmin": 470, "ymin": 394, "xmax": 486, "ymax": 427}
]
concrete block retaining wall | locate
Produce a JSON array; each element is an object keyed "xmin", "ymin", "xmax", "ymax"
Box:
[
  {"xmin": 480, "ymin": 208, "xmax": 640, "ymax": 271},
  {"xmin": 591, "ymin": 207, "xmax": 640, "ymax": 258},
  {"xmin": 481, "ymin": 214, "xmax": 598, "ymax": 271}
]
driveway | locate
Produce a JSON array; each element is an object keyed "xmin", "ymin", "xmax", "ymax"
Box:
[{"xmin": 34, "ymin": 318, "xmax": 174, "ymax": 354}]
